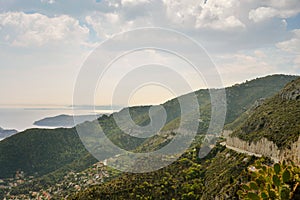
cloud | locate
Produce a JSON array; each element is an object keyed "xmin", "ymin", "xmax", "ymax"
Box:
[
  {"xmin": 40, "ymin": 0, "xmax": 55, "ymax": 4},
  {"xmin": 0, "ymin": 12, "xmax": 89, "ymax": 47},
  {"xmin": 218, "ymin": 53, "xmax": 274, "ymax": 74},
  {"xmin": 249, "ymin": 0, "xmax": 300, "ymax": 23},
  {"xmin": 195, "ymin": 0, "xmax": 245, "ymax": 30},
  {"xmin": 276, "ymin": 29, "xmax": 300, "ymax": 72},
  {"xmin": 249, "ymin": 7, "xmax": 278, "ymax": 22},
  {"xmin": 162, "ymin": 0, "xmax": 245, "ymax": 31},
  {"xmin": 0, "ymin": 0, "xmax": 299, "ymax": 105},
  {"xmin": 265, "ymin": 0, "xmax": 300, "ymax": 15},
  {"xmin": 196, "ymin": 15, "xmax": 245, "ymax": 30},
  {"xmin": 121, "ymin": 0, "xmax": 150, "ymax": 7},
  {"xmin": 215, "ymin": 51, "xmax": 277, "ymax": 86},
  {"xmin": 85, "ymin": 3, "xmax": 159, "ymax": 40},
  {"xmin": 276, "ymin": 29, "xmax": 300, "ymax": 53},
  {"xmin": 86, "ymin": 0, "xmax": 246, "ymax": 37},
  {"xmin": 85, "ymin": 12, "xmax": 133, "ymax": 39},
  {"xmin": 1, "ymin": 0, "xmax": 294, "ymax": 46}
]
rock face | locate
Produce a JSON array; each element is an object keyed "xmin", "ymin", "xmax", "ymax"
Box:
[
  {"xmin": 253, "ymin": 98, "xmax": 265, "ymax": 108},
  {"xmin": 280, "ymin": 80, "xmax": 300, "ymax": 101},
  {"xmin": 225, "ymin": 132, "xmax": 300, "ymax": 165}
]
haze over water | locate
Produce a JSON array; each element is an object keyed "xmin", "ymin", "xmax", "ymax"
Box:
[{"xmin": 0, "ymin": 105, "xmax": 116, "ymax": 131}]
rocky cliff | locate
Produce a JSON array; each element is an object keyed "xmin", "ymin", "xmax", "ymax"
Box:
[{"xmin": 225, "ymin": 132, "xmax": 300, "ymax": 165}]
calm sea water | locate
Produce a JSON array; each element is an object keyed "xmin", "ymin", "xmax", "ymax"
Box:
[{"xmin": 0, "ymin": 106, "xmax": 116, "ymax": 132}]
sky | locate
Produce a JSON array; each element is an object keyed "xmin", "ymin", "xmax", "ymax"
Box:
[{"xmin": 0, "ymin": 0, "xmax": 299, "ymax": 106}]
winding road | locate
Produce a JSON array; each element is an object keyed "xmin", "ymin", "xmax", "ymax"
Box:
[{"xmin": 219, "ymin": 141, "xmax": 280, "ymax": 163}]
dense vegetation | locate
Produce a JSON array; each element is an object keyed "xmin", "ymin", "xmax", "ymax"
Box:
[
  {"xmin": 160, "ymin": 74, "xmax": 298, "ymax": 133},
  {"xmin": 224, "ymin": 74, "xmax": 298, "ymax": 124},
  {"xmin": 0, "ymin": 128, "xmax": 89, "ymax": 178},
  {"xmin": 231, "ymin": 77, "xmax": 300, "ymax": 149},
  {"xmin": 71, "ymin": 144, "xmax": 258, "ymax": 200},
  {"xmin": 238, "ymin": 160, "xmax": 300, "ymax": 199}
]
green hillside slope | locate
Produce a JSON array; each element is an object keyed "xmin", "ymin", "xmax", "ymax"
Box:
[
  {"xmin": 0, "ymin": 128, "xmax": 89, "ymax": 178},
  {"xmin": 231, "ymin": 77, "xmax": 300, "ymax": 149},
  {"xmin": 70, "ymin": 144, "xmax": 258, "ymax": 200},
  {"xmin": 138, "ymin": 74, "xmax": 298, "ymax": 151}
]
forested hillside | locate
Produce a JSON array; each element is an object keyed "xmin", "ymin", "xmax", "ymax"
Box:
[{"xmin": 231, "ymin": 77, "xmax": 300, "ymax": 149}]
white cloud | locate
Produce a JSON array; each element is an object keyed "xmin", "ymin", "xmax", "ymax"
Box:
[
  {"xmin": 163, "ymin": 0, "xmax": 201, "ymax": 26},
  {"xmin": 198, "ymin": 0, "xmax": 245, "ymax": 30},
  {"xmin": 85, "ymin": 10, "xmax": 156, "ymax": 39},
  {"xmin": 121, "ymin": 0, "xmax": 150, "ymax": 6},
  {"xmin": 276, "ymin": 29, "xmax": 300, "ymax": 54},
  {"xmin": 86, "ymin": 12, "xmax": 128, "ymax": 39},
  {"xmin": 196, "ymin": 15, "xmax": 245, "ymax": 30},
  {"xmin": 218, "ymin": 53, "xmax": 274, "ymax": 73},
  {"xmin": 265, "ymin": 0, "xmax": 300, "ymax": 15},
  {"xmin": 276, "ymin": 29, "xmax": 300, "ymax": 72},
  {"xmin": 215, "ymin": 52, "xmax": 276, "ymax": 86},
  {"xmin": 163, "ymin": 0, "xmax": 245, "ymax": 31},
  {"xmin": 41, "ymin": 0, "xmax": 56, "ymax": 4},
  {"xmin": 249, "ymin": 7, "xmax": 278, "ymax": 22},
  {"xmin": 0, "ymin": 12, "xmax": 89, "ymax": 47},
  {"xmin": 249, "ymin": 0, "xmax": 300, "ymax": 22},
  {"xmin": 0, "ymin": 0, "xmax": 299, "ymax": 105}
]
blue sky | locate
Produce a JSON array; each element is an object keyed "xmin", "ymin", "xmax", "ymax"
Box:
[
  {"xmin": 286, "ymin": 13, "xmax": 300, "ymax": 30},
  {"xmin": 0, "ymin": 0, "xmax": 299, "ymax": 106}
]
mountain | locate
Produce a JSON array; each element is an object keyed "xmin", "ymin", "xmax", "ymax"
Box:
[
  {"xmin": 0, "ymin": 128, "xmax": 90, "ymax": 178},
  {"xmin": 223, "ymin": 74, "xmax": 298, "ymax": 124},
  {"xmin": 0, "ymin": 74, "xmax": 297, "ymax": 177},
  {"xmin": 230, "ymin": 77, "xmax": 300, "ymax": 150},
  {"xmin": 159, "ymin": 74, "xmax": 298, "ymax": 132},
  {"xmin": 0, "ymin": 127, "xmax": 18, "ymax": 140},
  {"xmin": 136, "ymin": 74, "xmax": 299, "ymax": 151},
  {"xmin": 71, "ymin": 75, "xmax": 300, "ymax": 200},
  {"xmin": 0, "ymin": 74, "xmax": 298, "ymax": 198},
  {"xmin": 34, "ymin": 114, "xmax": 101, "ymax": 127}
]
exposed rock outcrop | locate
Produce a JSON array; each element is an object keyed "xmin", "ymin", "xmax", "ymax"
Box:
[
  {"xmin": 225, "ymin": 132, "xmax": 300, "ymax": 165},
  {"xmin": 280, "ymin": 80, "xmax": 300, "ymax": 100}
]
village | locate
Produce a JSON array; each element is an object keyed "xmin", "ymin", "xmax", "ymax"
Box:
[{"xmin": 1, "ymin": 162, "xmax": 110, "ymax": 199}]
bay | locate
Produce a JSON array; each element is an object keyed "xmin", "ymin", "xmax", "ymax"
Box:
[{"xmin": 0, "ymin": 105, "xmax": 116, "ymax": 132}]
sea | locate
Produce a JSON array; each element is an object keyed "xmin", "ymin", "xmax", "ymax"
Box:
[{"xmin": 0, "ymin": 105, "xmax": 117, "ymax": 132}]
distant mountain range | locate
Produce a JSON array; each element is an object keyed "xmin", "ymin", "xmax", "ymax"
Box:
[
  {"xmin": 33, "ymin": 114, "xmax": 102, "ymax": 127},
  {"xmin": 0, "ymin": 127, "xmax": 17, "ymax": 140}
]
